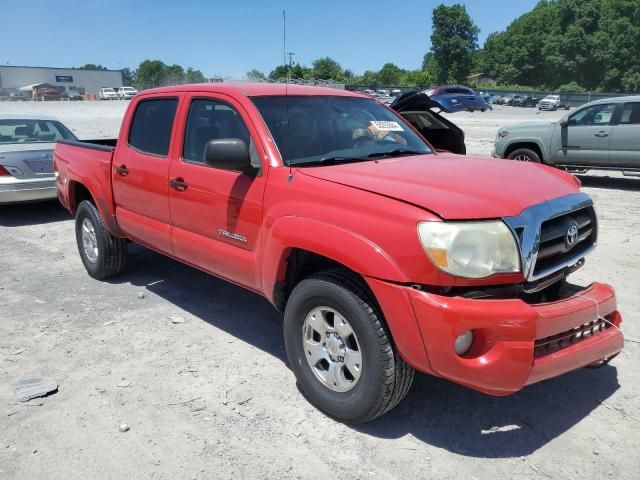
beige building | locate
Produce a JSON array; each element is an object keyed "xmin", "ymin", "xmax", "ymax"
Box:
[{"xmin": 0, "ymin": 65, "xmax": 123, "ymax": 96}]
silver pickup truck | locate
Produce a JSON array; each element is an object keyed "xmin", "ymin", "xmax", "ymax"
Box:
[{"xmin": 493, "ymin": 96, "xmax": 640, "ymax": 174}]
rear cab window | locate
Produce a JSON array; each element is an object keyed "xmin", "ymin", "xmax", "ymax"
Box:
[
  {"xmin": 128, "ymin": 98, "xmax": 179, "ymax": 156},
  {"xmin": 620, "ymin": 103, "xmax": 640, "ymax": 125}
]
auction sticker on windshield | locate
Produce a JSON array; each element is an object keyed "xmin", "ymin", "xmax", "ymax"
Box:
[{"xmin": 370, "ymin": 121, "xmax": 404, "ymax": 131}]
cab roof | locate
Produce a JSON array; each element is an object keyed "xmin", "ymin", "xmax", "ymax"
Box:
[{"xmin": 140, "ymin": 82, "xmax": 364, "ymax": 98}]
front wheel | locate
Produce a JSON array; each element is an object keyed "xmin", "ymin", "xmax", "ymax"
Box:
[
  {"xmin": 507, "ymin": 148, "xmax": 541, "ymax": 163},
  {"xmin": 284, "ymin": 269, "xmax": 414, "ymax": 423},
  {"xmin": 75, "ymin": 200, "xmax": 127, "ymax": 279}
]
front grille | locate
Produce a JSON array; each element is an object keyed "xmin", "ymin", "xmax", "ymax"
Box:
[
  {"xmin": 534, "ymin": 316, "xmax": 613, "ymax": 358},
  {"xmin": 533, "ymin": 206, "xmax": 596, "ymax": 276}
]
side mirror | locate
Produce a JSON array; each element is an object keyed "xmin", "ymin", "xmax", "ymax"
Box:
[
  {"xmin": 560, "ymin": 120, "xmax": 568, "ymax": 127},
  {"xmin": 203, "ymin": 138, "xmax": 258, "ymax": 175}
]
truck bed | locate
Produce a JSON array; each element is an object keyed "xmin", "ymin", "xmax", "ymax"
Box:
[{"xmin": 54, "ymin": 138, "xmax": 118, "ymax": 231}]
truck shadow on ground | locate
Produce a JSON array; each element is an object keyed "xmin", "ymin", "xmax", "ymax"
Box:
[
  {"xmin": 114, "ymin": 244, "xmax": 620, "ymax": 459},
  {"xmin": 111, "ymin": 243, "xmax": 287, "ymax": 361},
  {"xmin": 357, "ymin": 365, "xmax": 620, "ymax": 458},
  {"xmin": 0, "ymin": 201, "xmax": 70, "ymax": 227},
  {"xmin": 577, "ymin": 174, "xmax": 640, "ymax": 191}
]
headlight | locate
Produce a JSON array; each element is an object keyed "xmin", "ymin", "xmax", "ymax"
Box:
[{"xmin": 417, "ymin": 221, "xmax": 521, "ymax": 278}]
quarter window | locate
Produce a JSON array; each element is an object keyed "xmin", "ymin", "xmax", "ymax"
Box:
[
  {"xmin": 569, "ymin": 103, "xmax": 616, "ymax": 126},
  {"xmin": 620, "ymin": 103, "xmax": 640, "ymax": 125},
  {"xmin": 128, "ymin": 98, "xmax": 178, "ymax": 156},
  {"xmin": 183, "ymin": 99, "xmax": 251, "ymax": 164}
]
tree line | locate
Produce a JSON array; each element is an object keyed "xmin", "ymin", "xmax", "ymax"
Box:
[
  {"xmin": 248, "ymin": 0, "xmax": 640, "ymax": 93},
  {"xmin": 81, "ymin": 0, "xmax": 640, "ymax": 93},
  {"xmin": 79, "ymin": 61, "xmax": 207, "ymax": 89}
]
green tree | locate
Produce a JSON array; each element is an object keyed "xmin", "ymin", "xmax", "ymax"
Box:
[
  {"xmin": 268, "ymin": 65, "xmax": 290, "ymax": 81},
  {"xmin": 378, "ymin": 63, "xmax": 403, "ymax": 85},
  {"xmin": 311, "ymin": 57, "xmax": 343, "ymax": 80},
  {"xmin": 121, "ymin": 67, "xmax": 135, "ymax": 86},
  {"xmin": 430, "ymin": 4, "xmax": 479, "ymax": 84},
  {"xmin": 79, "ymin": 63, "xmax": 108, "ymax": 71},
  {"xmin": 290, "ymin": 63, "xmax": 312, "ymax": 80},
  {"xmin": 246, "ymin": 69, "xmax": 267, "ymax": 81},
  {"xmin": 184, "ymin": 67, "xmax": 206, "ymax": 84},
  {"xmin": 558, "ymin": 81, "xmax": 586, "ymax": 93},
  {"xmin": 164, "ymin": 64, "xmax": 185, "ymax": 85},
  {"xmin": 135, "ymin": 60, "xmax": 167, "ymax": 88}
]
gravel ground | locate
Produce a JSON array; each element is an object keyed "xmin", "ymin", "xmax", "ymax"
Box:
[{"xmin": 1, "ymin": 100, "xmax": 639, "ymax": 480}]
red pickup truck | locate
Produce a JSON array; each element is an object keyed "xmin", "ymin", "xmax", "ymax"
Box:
[{"xmin": 54, "ymin": 83, "xmax": 623, "ymax": 423}]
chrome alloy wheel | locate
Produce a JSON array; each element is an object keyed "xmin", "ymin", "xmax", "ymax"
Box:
[
  {"xmin": 302, "ymin": 307, "xmax": 362, "ymax": 393},
  {"xmin": 81, "ymin": 218, "xmax": 99, "ymax": 264}
]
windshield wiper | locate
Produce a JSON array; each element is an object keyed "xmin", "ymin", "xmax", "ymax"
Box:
[
  {"xmin": 366, "ymin": 148, "xmax": 425, "ymax": 158},
  {"xmin": 295, "ymin": 156, "xmax": 370, "ymax": 166}
]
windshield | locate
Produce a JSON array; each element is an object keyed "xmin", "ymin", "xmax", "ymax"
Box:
[
  {"xmin": 0, "ymin": 119, "xmax": 76, "ymax": 144},
  {"xmin": 251, "ymin": 95, "xmax": 432, "ymax": 166}
]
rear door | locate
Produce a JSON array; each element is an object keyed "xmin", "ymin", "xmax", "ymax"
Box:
[
  {"xmin": 551, "ymin": 102, "xmax": 617, "ymax": 166},
  {"xmin": 168, "ymin": 93, "xmax": 267, "ymax": 290},
  {"xmin": 112, "ymin": 96, "xmax": 179, "ymax": 254},
  {"xmin": 608, "ymin": 101, "xmax": 640, "ymax": 169}
]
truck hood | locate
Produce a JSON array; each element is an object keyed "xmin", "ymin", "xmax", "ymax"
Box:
[{"xmin": 298, "ymin": 154, "xmax": 579, "ymax": 219}]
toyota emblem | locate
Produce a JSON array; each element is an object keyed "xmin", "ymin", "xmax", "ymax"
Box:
[{"xmin": 565, "ymin": 222, "xmax": 579, "ymax": 248}]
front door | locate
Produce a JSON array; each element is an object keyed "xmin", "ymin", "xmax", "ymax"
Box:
[
  {"xmin": 551, "ymin": 102, "xmax": 617, "ymax": 166},
  {"xmin": 112, "ymin": 96, "xmax": 179, "ymax": 253},
  {"xmin": 168, "ymin": 94, "xmax": 267, "ymax": 290}
]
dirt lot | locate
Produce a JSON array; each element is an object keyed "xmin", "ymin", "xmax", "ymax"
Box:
[{"xmin": 1, "ymin": 101, "xmax": 639, "ymax": 480}]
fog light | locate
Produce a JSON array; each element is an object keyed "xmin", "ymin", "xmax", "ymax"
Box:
[{"xmin": 454, "ymin": 330, "xmax": 474, "ymax": 356}]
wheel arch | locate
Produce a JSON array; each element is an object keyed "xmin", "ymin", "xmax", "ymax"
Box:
[
  {"xmin": 504, "ymin": 141, "xmax": 545, "ymax": 163},
  {"xmin": 68, "ymin": 180, "xmax": 122, "ymax": 236},
  {"xmin": 262, "ymin": 217, "xmax": 409, "ymax": 311}
]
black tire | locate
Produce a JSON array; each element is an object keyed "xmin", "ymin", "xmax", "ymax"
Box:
[
  {"xmin": 75, "ymin": 200, "xmax": 127, "ymax": 279},
  {"xmin": 507, "ymin": 148, "xmax": 542, "ymax": 163},
  {"xmin": 284, "ymin": 269, "xmax": 414, "ymax": 423}
]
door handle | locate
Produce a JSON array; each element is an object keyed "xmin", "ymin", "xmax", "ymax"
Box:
[
  {"xmin": 169, "ymin": 177, "xmax": 188, "ymax": 191},
  {"xmin": 594, "ymin": 131, "xmax": 609, "ymax": 137},
  {"xmin": 115, "ymin": 164, "xmax": 129, "ymax": 176}
]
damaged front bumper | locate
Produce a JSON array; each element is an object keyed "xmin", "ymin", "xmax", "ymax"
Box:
[{"xmin": 367, "ymin": 279, "xmax": 623, "ymax": 396}]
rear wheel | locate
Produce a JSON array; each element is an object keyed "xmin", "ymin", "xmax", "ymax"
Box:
[
  {"xmin": 75, "ymin": 200, "xmax": 127, "ymax": 279},
  {"xmin": 508, "ymin": 148, "xmax": 541, "ymax": 163},
  {"xmin": 284, "ymin": 269, "xmax": 414, "ymax": 424}
]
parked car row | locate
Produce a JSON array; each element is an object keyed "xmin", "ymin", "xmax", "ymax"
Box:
[
  {"xmin": 0, "ymin": 88, "xmax": 28, "ymax": 101},
  {"xmin": 99, "ymin": 86, "xmax": 138, "ymax": 100}
]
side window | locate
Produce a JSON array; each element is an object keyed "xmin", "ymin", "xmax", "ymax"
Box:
[
  {"xmin": 128, "ymin": 98, "xmax": 178, "ymax": 156},
  {"xmin": 183, "ymin": 99, "xmax": 251, "ymax": 165},
  {"xmin": 569, "ymin": 103, "xmax": 616, "ymax": 126},
  {"xmin": 620, "ymin": 103, "xmax": 640, "ymax": 125}
]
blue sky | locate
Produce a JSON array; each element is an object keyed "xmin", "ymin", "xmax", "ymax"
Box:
[{"xmin": 1, "ymin": 0, "xmax": 539, "ymax": 78}]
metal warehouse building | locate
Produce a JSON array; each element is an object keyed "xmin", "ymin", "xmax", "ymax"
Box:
[{"xmin": 0, "ymin": 65, "xmax": 123, "ymax": 96}]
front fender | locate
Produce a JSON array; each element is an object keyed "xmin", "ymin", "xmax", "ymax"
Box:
[{"xmin": 261, "ymin": 216, "xmax": 410, "ymax": 298}]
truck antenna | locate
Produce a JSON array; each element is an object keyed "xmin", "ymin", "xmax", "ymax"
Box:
[{"xmin": 283, "ymin": 9, "xmax": 293, "ymax": 181}]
